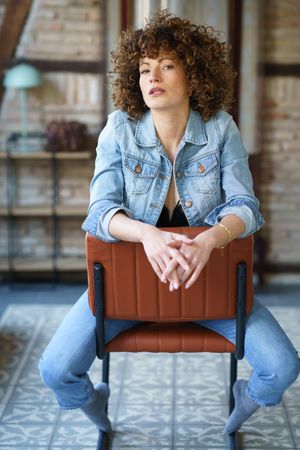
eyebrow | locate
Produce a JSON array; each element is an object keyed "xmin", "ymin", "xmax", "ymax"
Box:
[{"xmin": 139, "ymin": 57, "xmax": 174, "ymax": 66}]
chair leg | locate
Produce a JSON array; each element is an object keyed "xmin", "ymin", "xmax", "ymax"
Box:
[
  {"xmin": 229, "ymin": 353, "xmax": 237, "ymax": 413},
  {"xmin": 102, "ymin": 352, "xmax": 110, "ymax": 385},
  {"xmin": 228, "ymin": 353, "xmax": 238, "ymax": 450},
  {"xmin": 228, "ymin": 432, "xmax": 238, "ymax": 450},
  {"xmin": 97, "ymin": 353, "xmax": 111, "ymax": 450}
]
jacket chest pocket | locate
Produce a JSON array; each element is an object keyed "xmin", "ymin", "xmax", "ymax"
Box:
[
  {"xmin": 124, "ymin": 155, "xmax": 159, "ymax": 194},
  {"xmin": 183, "ymin": 153, "xmax": 219, "ymax": 193}
]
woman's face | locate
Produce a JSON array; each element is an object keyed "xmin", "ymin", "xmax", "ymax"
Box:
[{"xmin": 139, "ymin": 54, "xmax": 189, "ymax": 113}]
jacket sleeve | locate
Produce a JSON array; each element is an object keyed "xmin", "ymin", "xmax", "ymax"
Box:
[
  {"xmin": 81, "ymin": 114, "xmax": 132, "ymax": 242},
  {"xmin": 204, "ymin": 113, "xmax": 265, "ymax": 237}
]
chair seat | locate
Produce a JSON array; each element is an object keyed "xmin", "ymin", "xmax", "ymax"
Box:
[{"xmin": 105, "ymin": 322, "xmax": 235, "ymax": 353}]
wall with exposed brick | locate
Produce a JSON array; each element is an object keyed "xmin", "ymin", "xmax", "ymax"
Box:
[
  {"xmin": 260, "ymin": 0, "xmax": 300, "ymax": 282},
  {"xmin": 0, "ymin": 0, "xmax": 104, "ymax": 276},
  {"xmin": 0, "ymin": 0, "xmax": 104, "ymax": 149}
]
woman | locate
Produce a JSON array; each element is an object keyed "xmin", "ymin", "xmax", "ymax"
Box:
[{"xmin": 39, "ymin": 10, "xmax": 299, "ymax": 437}]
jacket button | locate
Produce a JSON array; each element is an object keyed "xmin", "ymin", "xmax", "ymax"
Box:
[
  {"xmin": 134, "ymin": 164, "xmax": 142, "ymax": 174},
  {"xmin": 185, "ymin": 200, "xmax": 193, "ymax": 208},
  {"xmin": 198, "ymin": 164, "xmax": 206, "ymax": 173},
  {"xmin": 176, "ymin": 171, "xmax": 182, "ymax": 178}
]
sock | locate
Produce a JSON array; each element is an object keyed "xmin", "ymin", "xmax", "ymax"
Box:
[
  {"xmin": 80, "ymin": 383, "xmax": 112, "ymax": 432},
  {"xmin": 224, "ymin": 379, "xmax": 260, "ymax": 434}
]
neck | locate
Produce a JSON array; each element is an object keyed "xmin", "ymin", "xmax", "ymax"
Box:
[{"xmin": 151, "ymin": 107, "xmax": 190, "ymax": 159}]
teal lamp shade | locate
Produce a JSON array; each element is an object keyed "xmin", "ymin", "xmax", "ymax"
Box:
[
  {"xmin": 3, "ymin": 64, "xmax": 42, "ymax": 150},
  {"xmin": 3, "ymin": 63, "xmax": 42, "ymax": 89}
]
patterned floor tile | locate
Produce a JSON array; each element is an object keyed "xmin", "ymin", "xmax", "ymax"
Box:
[
  {"xmin": 285, "ymin": 405, "xmax": 300, "ymax": 428},
  {"xmin": 292, "ymin": 426, "xmax": 300, "ymax": 448},
  {"xmin": 111, "ymin": 421, "xmax": 172, "ymax": 447},
  {"xmin": 116, "ymin": 402, "xmax": 173, "ymax": 425},
  {"xmin": 283, "ymin": 378, "xmax": 300, "ymax": 406},
  {"xmin": 241, "ymin": 426, "xmax": 295, "ymax": 448},
  {"xmin": 245, "ymin": 404, "xmax": 288, "ymax": 428},
  {"xmin": 59, "ymin": 404, "xmax": 117, "ymax": 426},
  {"xmin": 0, "ymin": 403, "xmax": 6, "ymax": 420},
  {"xmin": 174, "ymin": 424, "xmax": 226, "ymax": 447},
  {"xmin": 1, "ymin": 402, "xmax": 59, "ymax": 424},
  {"xmin": 0, "ymin": 447, "xmax": 48, "ymax": 450},
  {"xmin": 0, "ymin": 301, "xmax": 299, "ymax": 450},
  {"xmin": 51, "ymin": 423, "xmax": 99, "ymax": 446},
  {"xmin": 176, "ymin": 382, "xmax": 228, "ymax": 405},
  {"xmin": 51, "ymin": 448, "xmax": 96, "ymax": 450},
  {"xmin": 121, "ymin": 385, "xmax": 173, "ymax": 404},
  {"xmin": 174, "ymin": 403, "xmax": 228, "ymax": 426},
  {"xmin": 0, "ymin": 424, "xmax": 54, "ymax": 446},
  {"xmin": 8, "ymin": 382, "xmax": 58, "ymax": 404}
]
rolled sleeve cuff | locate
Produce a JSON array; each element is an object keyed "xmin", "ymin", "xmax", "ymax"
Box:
[
  {"xmin": 82, "ymin": 206, "xmax": 132, "ymax": 242},
  {"xmin": 204, "ymin": 198, "xmax": 265, "ymax": 237},
  {"xmin": 217, "ymin": 205, "xmax": 255, "ymax": 238}
]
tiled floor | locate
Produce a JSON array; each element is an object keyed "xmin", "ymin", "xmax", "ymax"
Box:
[{"xmin": 0, "ymin": 283, "xmax": 299, "ymax": 449}]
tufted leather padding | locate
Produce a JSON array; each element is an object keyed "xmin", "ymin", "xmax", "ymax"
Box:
[
  {"xmin": 105, "ymin": 322, "xmax": 235, "ymax": 353},
  {"xmin": 86, "ymin": 227, "xmax": 253, "ymax": 319},
  {"xmin": 86, "ymin": 227, "xmax": 253, "ymax": 354}
]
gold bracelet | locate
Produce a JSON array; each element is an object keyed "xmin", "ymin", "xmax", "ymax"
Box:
[{"xmin": 215, "ymin": 223, "xmax": 232, "ymax": 249}]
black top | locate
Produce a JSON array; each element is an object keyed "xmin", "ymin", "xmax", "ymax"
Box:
[{"xmin": 156, "ymin": 202, "xmax": 189, "ymax": 228}]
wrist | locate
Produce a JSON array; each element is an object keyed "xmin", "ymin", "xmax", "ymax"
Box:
[
  {"xmin": 194, "ymin": 230, "xmax": 216, "ymax": 250},
  {"xmin": 138, "ymin": 223, "xmax": 156, "ymax": 244}
]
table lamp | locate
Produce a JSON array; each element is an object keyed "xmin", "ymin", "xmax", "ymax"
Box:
[{"xmin": 3, "ymin": 63, "xmax": 42, "ymax": 151}]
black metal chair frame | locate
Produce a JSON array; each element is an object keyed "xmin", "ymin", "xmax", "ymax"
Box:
[{"xmin": 93, "ymin": 261, "xmax": 248, "ymax": 450}]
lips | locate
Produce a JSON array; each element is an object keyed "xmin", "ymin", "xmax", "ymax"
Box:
[{"xmin": 149, "ymin": 87, "xmax": 165, "ymax": 95}]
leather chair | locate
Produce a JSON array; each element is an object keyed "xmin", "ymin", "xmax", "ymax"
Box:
[{"xmin": 85, "ymin": 227, "xmax": 254, "ymax": 450}]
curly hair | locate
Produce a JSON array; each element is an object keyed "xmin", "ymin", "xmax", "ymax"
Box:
[{"xmin": 110, "ymin": 9, "xmax": 236, "ymax": 121}]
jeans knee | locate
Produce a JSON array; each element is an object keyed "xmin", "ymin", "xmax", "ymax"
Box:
[
  {"xmin": 38, "ymin": 354, "xmax": 67, "ymax": 392},
  {"xmin": 273, "ymin": 350, "xmax": 300, "ymax": 390}
]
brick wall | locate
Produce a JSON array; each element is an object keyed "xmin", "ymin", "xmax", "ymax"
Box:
[
  {"xmin": 0, "ymin": 0, "xmax": 104, "ymax": 149},
  {"xmin": 0, "ymin": 0, "xmax": 103, "ymax": 272},
  {"xmin": 260, "ymin": 0, "xmax": 300, "ymax": 281}
]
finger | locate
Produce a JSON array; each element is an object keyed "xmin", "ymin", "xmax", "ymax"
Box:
[
  {"xmin": 161, "ymin": 258, "xmax": 179, "ymax": 282},
  {"xmin": 167, "ymin": 240, "xmax": 182, "ymax": 248},
  {"xmin": 185, "ymin": 265, "xmax": 203, "ymax": 289},
  {"xmin": 168, "ymin": 248, "xmax": 190, "ymax": 272},
  {"xmin": 172, "ymin": 233, "xmax": 193, "ymax": 244},
  {"xmin": 149, "ymin": 257, "xmax": 164, "ymax": 279}
]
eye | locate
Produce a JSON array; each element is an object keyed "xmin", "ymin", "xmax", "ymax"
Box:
[
  {"xmin": 162, "ymin": 64, "xmax": 174, "ymax": 70},
  {"xmin": 139, "ymin": 69, "xmax": 150, "ymax": 75}
]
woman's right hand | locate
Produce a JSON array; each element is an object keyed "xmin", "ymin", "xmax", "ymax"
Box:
[{"xmin": 141, "ymin": 225, "xmax": 192, "ymax": 287}]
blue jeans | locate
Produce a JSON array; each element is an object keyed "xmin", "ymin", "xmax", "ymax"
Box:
[{"xmin": 38, "ymin": 289, "xmax": 299, "ymax": 409}]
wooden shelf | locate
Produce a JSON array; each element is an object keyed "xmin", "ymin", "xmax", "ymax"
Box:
[
  {"xmin": 55, "ymin": 257, "xmax": 86, "ymax": 271},
  {"xmin": 55, "ymin": 152, "xmax": 92, "ymax": 160},
  {"xmin": 0, "ymin": 259, "xmax": 9, "ymax": 271},
  {"xmin": 0, "ymin": 205, "xmax": 87, "ymax": 217},
  {"xmin": 55, "ymin": 205, "xmax": 87, "ymax": 216},
  {"xmin": 0, "ymin": 151, "xmax": 92, "ymax": 160},
  {"xmin": 0, "ymin": 207, "xmax": 8, "ymax": 216},
  {"xmin": 11, "ymin": 206, "xmax": 52, "ymax": 216},
  {"xmin": 11, "ymin": 258, "xmax": 53, "ymax": 271},
  {"xmin": 0, "ymin": 257, "xmax": 86, "ymax": 271},
  {"xmin": 1, "ymin": 149, "xmax": 92, "ymax": 276}
]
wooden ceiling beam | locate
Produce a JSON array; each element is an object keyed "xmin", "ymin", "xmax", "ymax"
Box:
[
  {"xmin": 1, "ymin": 58, "xmax": 105, "ymax": 74},
  {"xmin": 228, "ymin": 0, "xmax": 242, "ymax": 127},
  {"xmin": 0, "ymin": 0, "xmax": 33, "ymax": 104}
]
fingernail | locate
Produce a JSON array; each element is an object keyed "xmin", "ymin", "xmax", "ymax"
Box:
[{"xmin": 174, "ymin": 283, "xmax": 178, "ymax": 289}]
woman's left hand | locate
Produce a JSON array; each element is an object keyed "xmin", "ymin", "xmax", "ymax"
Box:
[{"xmin": 161, "ymin": 232, "xmax": 215, "ymax": 290}]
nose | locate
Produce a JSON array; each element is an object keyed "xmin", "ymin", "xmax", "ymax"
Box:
[{"xmin": 149, "ymin": 67, "xmax": 161, "ymax": 83}]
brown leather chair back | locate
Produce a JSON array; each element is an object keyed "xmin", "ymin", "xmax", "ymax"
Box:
[{"xmin": 86, "ymin": 227, "xmax": 253, "ymax": 321}]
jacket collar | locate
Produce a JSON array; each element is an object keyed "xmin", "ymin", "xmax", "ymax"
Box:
[{"xmin": 134, "ymin": 109, "xmax": 207, "ymax": 147}]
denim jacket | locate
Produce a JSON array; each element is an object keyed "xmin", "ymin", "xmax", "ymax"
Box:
[{"xmin": 82, "ymin": 109, "xmax": 264, "ymax": 242}]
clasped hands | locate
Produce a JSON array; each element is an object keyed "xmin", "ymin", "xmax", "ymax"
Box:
[{"xmin": 142, "ymin": 227, "xmax": 214, "ymax": 291}]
